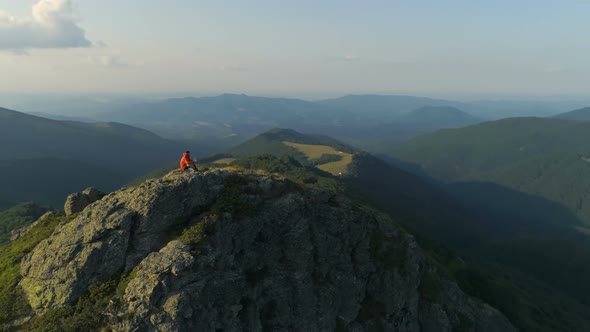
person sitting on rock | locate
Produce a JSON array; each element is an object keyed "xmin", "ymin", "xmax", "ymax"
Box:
[{"xmin": 180, "ymin": 151, "xmax": 197, "ymax": 171}]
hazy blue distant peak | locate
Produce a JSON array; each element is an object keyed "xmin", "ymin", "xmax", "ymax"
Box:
[{"xmin": 553, "ymin": 106, "xmax": 590, "ymax": 121}]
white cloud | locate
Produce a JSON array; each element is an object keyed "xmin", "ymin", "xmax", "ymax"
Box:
[
  {"xmin": 0, "ymin": 0, "xmax": 91, "ymax": 51},
  {"xmin": 94, "ymin": 40, "xmax": 107, "ymax": 48},
  {"xmin": 342, "ymin": 55, "xmax": 360, "ymax": 61},
  {"xmin": 87, "ymin": 53, "xmax": 145, "ymax": 68},
  {"xmin": 92, "ymin": 55, "xmax": 127, "ymax": 68},
  {"xmin": 327, "ymin": 55, "xmax": 361, "ymax": 62}
]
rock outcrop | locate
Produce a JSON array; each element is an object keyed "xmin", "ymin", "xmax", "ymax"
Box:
[
  {"xmin": 20, "ymin": 171, "xmax": 228, "ymax": 312},
  {"xmin": 19, "ymin": 170, "xmax": 516, "ymax": 331},
  {"xmin": 63, "ymin": 187, "xmax": 106, "ymax": 216}
]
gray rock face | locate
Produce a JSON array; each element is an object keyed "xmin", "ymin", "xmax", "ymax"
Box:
[
  {"xmin": 63, "ymin": 187, "xmax": 106, "ymax": 216},
  {"xmin": 20, "ymin": 170, "xmax": 229, "ymax": 312},
  {"xmin": 112, "ymin": 176, "xmax": 514, "ymax": 332},
  {"xmin": 20, "ymin": 170, "xmax": 515, "ymax": 331},
  {"xmin": 82, "ymin": 187, "xmax": 105, "ymax": 202}
]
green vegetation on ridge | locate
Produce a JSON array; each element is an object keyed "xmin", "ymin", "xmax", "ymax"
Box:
[
  {"xmin": 0, "ymin": 203, "xmax": 49, "ymax": 245},
  {"xmin": 0, "ymin": 212, "xmax": 67, "ymax": 325},
  {"xmin": 392, "ymin": 117, "xmax": 590, "ymax": 228}
]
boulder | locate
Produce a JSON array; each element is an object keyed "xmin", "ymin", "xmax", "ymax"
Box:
[{"xmin": 63, "ymin": 187, "xmax": 106, "ymax": 216}]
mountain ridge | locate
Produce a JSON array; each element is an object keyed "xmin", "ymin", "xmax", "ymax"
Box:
[
  {"xmin": 554, "ymin": 106, "xmax": 590, "ymax": 121},
  {"xmin": 317, "ymin": 94, "xmax": 459, "ymax": 116},
  {"xmin": 396, "ymin": 106, "xmax": 481, "ymax": 127},
  {"xmin": 0, "ymin": 107, "xmax": 178, "ymax": 175},
  {"xmin": 0, "ymin": 107, "xmax": 187, "ymax": 208}
]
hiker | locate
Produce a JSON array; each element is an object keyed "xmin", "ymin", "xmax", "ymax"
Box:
[{"xmin": 180, "ymin": 151, "xmax": 197, "ymax": 171}]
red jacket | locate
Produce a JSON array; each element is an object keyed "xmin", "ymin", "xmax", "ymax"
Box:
[{"xmin": 180, "ymin": 153, "xmax": 195, "ymax": 170}]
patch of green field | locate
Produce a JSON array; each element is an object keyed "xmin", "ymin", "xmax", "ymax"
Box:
[
  {"xmin": 282, "ymin": 141, "xmax": 353, "ymax": 175},
  {"xmin": 211, "ymin": 158, "xmax": 237, "ymax": 165}
]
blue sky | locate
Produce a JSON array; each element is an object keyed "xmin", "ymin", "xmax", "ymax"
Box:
[{"xmin": 1, "ymin": 0, "xmax": 589, "ymax": 98}]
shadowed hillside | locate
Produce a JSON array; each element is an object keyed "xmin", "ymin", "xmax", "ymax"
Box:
[
  {"xmin": 0, "ymin": 107, "xmax": 179, "ymax": 176},
  {"xmin": 0, "ymin": 158, "xmax": 126, "ymax": 210},
  {"xmin": 390, "ymin": 117, "xmax": 590, "ymax": 317},
  {"xmin": 392, "ymin": 117, "xmax": 590, "ymax": 227},
  {"xmin": 0, "ymin": 108, "xmax": 193, "ymax": 209}
]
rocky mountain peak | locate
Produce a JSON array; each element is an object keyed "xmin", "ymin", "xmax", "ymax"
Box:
[{"xmin": 17, "ymin": 169, "xmax": 515, "ymax": 331}]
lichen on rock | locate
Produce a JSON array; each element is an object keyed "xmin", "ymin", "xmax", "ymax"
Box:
[{"xmin": 20, "ymin": 170, "xmax": 229, "ymax": 312}]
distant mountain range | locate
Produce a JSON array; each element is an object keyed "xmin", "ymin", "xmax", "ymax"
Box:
[
  {"xmin": 94, "ymin": 94, "xmax": 492, "ymax": 152},
  {"xmin": 317, "ymin": 94, "xmax": 459, "ymax": 118},
  {"xmin": 86, "ymin": 94, "xmax": 590, "ymax": 159},
  {"xmin": 13, "ymin": 94, "xmax": 587, "ymax": 159},
  {"xmin": 395, "ymin": 106, "xmax": 481, "ymax": 128},
  {"xmin": 317, "ymin": 94, "xmax": 590, "ymax": 119},
  {"xmin": 100, "ymin": 94, "xmax": 349, "ymax": 144}
]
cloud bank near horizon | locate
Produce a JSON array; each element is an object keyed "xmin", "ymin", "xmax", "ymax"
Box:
[{"xmin": 0, "ymin": 0, "xmax": 91, "ymax": 51}]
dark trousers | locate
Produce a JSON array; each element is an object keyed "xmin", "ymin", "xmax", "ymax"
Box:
[{"xmin": 184, "ymin": 163, "xmax": 198, "ymax": 171}]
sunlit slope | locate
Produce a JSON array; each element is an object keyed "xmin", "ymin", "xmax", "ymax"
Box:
[
  {"xmin": 282, "ymin": 141, "xmax": 352, "ymax": 175},
  {"xmin": 210, "ymin": 158, "xmax": 237, "ymax": 166}
]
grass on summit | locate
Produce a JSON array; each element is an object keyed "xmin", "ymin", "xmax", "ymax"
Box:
[{"xmin": 282, "ymin": 141, "xmax": 353, "ymax": 175}]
